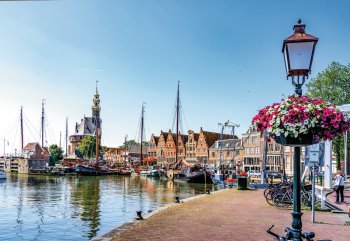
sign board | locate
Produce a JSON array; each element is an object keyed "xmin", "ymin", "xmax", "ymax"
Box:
[
  {"xmin": 304, "ymin": 142, "xmax": 325, "ymax": 166},
  {"xmin": 310, "ymin": 144, "xmax": 319, "ymax": 152},
  {"xmin": 309, "ymin": 151, "xmax": 319, "ymax": 163}
]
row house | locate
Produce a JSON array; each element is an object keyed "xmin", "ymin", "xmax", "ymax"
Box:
[
  {"xmin": 148, "ymin": 128, "xmax": 235, "ymax": 166},
  {"xmin": 185, "ymin": 130, "xmax": 199, "ymax": 163},
  {"xmin": 148, "ymin": 134, "xmax": 159, "ymax": 158},
  {"xmin": 196, "ymin": 128, "xmax": 234, "ymax": 165},
  {"xmin": 241, "ymin": 126, "xmax": 262, "ymax": 172},
  {"xmin": 209, "ymin": 139, "xmax": 242, "ymax": 167}
]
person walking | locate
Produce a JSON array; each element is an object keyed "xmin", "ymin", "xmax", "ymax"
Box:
[{"xmin": 333, "ymin": 170, "xmax": 345, "ymax": 203}]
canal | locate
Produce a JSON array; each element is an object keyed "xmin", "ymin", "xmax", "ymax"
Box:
[{"xmin": 0, "ymin": 174, "xmax": 219, "ymax": 240}]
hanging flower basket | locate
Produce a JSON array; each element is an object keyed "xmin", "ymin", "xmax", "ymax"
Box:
[
  {"xmin": 274, "ymin": 132, "xmax": 315, "ymax": 147},
  {"xmin": 251, "ymin": 95, "xmax": 350, "ymax": 146}
]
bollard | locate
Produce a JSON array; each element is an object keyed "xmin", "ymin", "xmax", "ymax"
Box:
[
  {"xmin": 175, "ymin": 196, "xmax": 180, "ymax": 203},
  {"xmin": 206, "ymin": 189, "xmax": 210, "ymax": 194},
  {"xmin": 135, "ymin": 210, "xmax": 143, "ymax": 220}
]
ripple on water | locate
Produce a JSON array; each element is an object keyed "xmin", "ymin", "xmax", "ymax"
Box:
[{"xmin": 0, "ymin": 174, "xmax": 218, "ymax": 240}]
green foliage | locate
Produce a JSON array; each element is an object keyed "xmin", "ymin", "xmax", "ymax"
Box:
[
  {"xmin": 119, "ymin": 139, "xmax": 139, "ymax": 149},
  {"xmin": 49, "ymin": 144, "xmax": 64, "ymax": 160},
  {"xmin": 306, "ymin": 61, "xmax": 350, "ymax": 105},
  {"xmin": 306, "ymin": 61, "xmax": 350, "ymax": 169},
  {"xmin": 77, "ymin": 136, "xmax": 102, "ymax": 158}
]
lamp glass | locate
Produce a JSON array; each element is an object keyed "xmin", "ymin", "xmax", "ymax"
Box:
[{"xmin": 287, "ymin": 41, "xmax": 314, "ymax": 71}]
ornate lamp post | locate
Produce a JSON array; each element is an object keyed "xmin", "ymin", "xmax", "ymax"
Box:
[{"xmin": 282, "ymin": 19, "xmax": 318, "ymax": 240}]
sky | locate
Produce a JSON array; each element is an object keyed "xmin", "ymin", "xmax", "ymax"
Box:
[{"xmin": 1, "ymin": 0, "xmax": 350, "ymax": 153}]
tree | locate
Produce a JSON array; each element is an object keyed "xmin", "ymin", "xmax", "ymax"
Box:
[
  {"xmin": 49, "ymin": 144, "xmax": 64, "ymax": 160},
  {"xmin": 119, "ymin": 139, "xmax": 139, "ymax": 149},
  {"xmin": 77, "ymin": 136, "xmax": 102, "ymax": 158},
  {"xmin": 306, "ymin": 61, "xmax": 350, "ymax": 169}
]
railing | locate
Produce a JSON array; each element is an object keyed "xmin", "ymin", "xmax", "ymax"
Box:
[{"xmin": 315, "ymin": 185, "xmax": 332, "ymax": 209}]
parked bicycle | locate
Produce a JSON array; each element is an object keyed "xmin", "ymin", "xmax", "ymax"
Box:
[{"xmin": 267, "ymin": 225, "xmax": 315, "ymax": 241}]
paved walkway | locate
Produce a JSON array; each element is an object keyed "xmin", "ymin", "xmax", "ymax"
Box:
[
  {"xmin": 102, "ymin": 188, "xmax": 350, "ymax": 241},
  {"xmin": 327, "ymin": 187, "xmax": 350, "ymax": 212}
]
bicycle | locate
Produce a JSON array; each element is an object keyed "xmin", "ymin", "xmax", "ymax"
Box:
[{"xmin": 267, "ymin": 225, "xmax": 315, "ymax": 241}]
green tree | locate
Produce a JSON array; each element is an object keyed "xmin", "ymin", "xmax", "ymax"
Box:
[
  {"xmin": 77, "ymin": 136, "xmax": 102, "ymax": 158},
  {"xmin": 306, "ymin": 61, "xmax": 350, "ymax": 169},
  {"xmin": 49, "ymin": 144, "xmax": 64, "ymax": 160},
  {"xmin": 119, "ymin": 139, "xmax": 139, "ymax": 149}
]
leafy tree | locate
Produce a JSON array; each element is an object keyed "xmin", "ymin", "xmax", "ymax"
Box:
[
  {"xmin": 306, "ymin": 61, "xmax": 350, "ymax": 169},
  {"xmin": 119, "ymin": 139, "xmax": 139, "ymax": 149},
  {"xmin": 118, "ymin": 139, "xmax": 149, "ymax": 150},
  {"xmin": 49, "ymin": 144, "xmax": 64, "ymax": 160},
  {"xmin": 77, "ymin": 136, "xmax": 102, "ymax": 158}
]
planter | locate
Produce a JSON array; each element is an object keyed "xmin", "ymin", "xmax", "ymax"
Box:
[{"xmin": 274, "ymin": 133, "xmax": 318, "ymax": 147}]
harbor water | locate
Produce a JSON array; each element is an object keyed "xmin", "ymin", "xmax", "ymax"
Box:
[{"xmin": 0, "ymin": 174, "xmax": 218, "ymax": 240}]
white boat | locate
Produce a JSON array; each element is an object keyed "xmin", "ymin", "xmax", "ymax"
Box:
[{"xmin": 0, "ymin": 171, "xmax": 6, "ymax": 180}]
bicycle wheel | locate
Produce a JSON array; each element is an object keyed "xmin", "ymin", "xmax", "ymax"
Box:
[
  {"xmin": 301, "ymin": 192, "xmax": 311, "ymax": 207},
  {"xmin": 273, "ymin": 193, "xmax": 286, "ymax": 208}
]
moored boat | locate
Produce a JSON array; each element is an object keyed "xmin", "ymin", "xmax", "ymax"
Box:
[
  {"xmin": 119, "ymin": 168, "xmax": 132, "ymax": 175},
  {"xmin": 0, "ymin": 171, "xmax": 6, "ymax": 180},
  {"xmin": 187, "ymin": 170, "xmax": 213, "ymax": 184},
  {"xmin": 75, "ymin": 165, "xmax": 101, "ymax": 176}
]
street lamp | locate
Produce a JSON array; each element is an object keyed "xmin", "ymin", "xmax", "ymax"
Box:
[
  {"xmin": 282, "ymin": 19, "xmax": 318, "ymax": 240},
  {"xmin": 282, "ymin": 19, "xmax": 318, "ymax": 96}
]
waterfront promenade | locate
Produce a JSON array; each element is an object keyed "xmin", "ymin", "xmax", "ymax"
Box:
[{"xmin": 101, "ymin": 188, "xmax": 350, "ymax": 241}]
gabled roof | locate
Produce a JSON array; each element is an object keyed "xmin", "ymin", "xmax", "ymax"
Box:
[
  {"xmin": 154, "ymin": 136, "xmax": 159, "ymax": 145},
  {"xmin": 160, "ymin": 131, "xmax": 169, "ymax": 140},
  {"xmin": 201, "ymin": 128, "xmax": 236, "ymax": 148},
  {"xmin": 75, "ymin": 117, "xmax": 97, "ymax": 135},
  {"xmin": 23, "ymin": 142, "xmax": 49, "ymax": 154},
  {"xmin": 209, "ymin": 139, "xmax": 242, "ymax": 150}
]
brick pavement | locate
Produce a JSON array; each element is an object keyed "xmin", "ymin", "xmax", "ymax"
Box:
[
  {"xmin": 327, "ymin": 187, "xmax": 350, "ymax": 213},
  {"xmin": 107, "ymin": 189, "xmax": 350, "ymax": 241}
]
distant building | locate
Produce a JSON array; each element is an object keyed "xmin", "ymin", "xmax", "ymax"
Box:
[
  {"xmin": 209, "ymin": 138, "xmax": 242, "ymax": 167},
  {"xmin": 69, "ymin": 85, "xmax": 102, "ymax": 154}
]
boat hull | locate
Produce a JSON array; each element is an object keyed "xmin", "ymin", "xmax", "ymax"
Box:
[
  {"xmin": 75, "ymin": 165, "xmax": 101, "ymax": 176},
  {"xmin": 187, "ymin": 171, "xmax": 213, "ymax": 184}
]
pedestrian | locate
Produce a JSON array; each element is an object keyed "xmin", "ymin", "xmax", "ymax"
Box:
[{"xmin": 333, "ymin": 170, "xmax": 345, "ymax": 203}]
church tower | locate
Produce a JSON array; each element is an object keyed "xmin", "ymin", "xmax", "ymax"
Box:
[{"xmin": 92, "ymin": 80, "xmax": 101, "ymax": 119}]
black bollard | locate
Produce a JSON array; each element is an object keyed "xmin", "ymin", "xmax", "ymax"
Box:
[
  {"xmin": 135, "ymin": 210, "xmax": 143, "ymax": 220},
  {"xmin": 206, "ymin": 189, "xmax": 210, "ymax": 194},
  {"xmin": 175, "ymin": 196, "xmax": 180, "ymax": 203}
]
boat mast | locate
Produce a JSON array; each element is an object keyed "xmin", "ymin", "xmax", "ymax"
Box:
[
  {"xmin": 20, "ymin": 106, "xmax": 24, "ymax": 150},
  {"xmin": 41, "ymin": 99, "xmax": 45, "ymax": 147},
  {"xmin": 65, "ymin": 117, "xmax": 68, "ymax": 157},
  {"xmin": 140, "ymin": 103, "xmax": 145, "ymax": 165},
  {"xmin": 94, "ymin": 81, "xmax": 100, "ymax": 163},
  {"xmin": 175, "ymin": 81, "xmax": 180, "ymax": 164}
]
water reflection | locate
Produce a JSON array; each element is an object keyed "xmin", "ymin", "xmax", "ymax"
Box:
[
  {"xmin": 0, "ymin": 174, "xmax": 220, "ymax": 240},
  {"xmin": 71, "ymin": 177, "xmax": 101, "ymax": 239}
]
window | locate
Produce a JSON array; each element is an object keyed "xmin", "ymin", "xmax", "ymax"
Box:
[
  {"xmin": 250, "ymin": 147, "xmax": 254, "ymax": 154},
  {"xmin": 245, "ymin": 148, "xmax": 249, "ymax": 154},
  {"xmin": 252, "ymin": 136, "xmax": 257, "ymax": 144},
  {"xmin": 285, "ymin": 156, "xmax": 290, "ymax": 170},
  {"xmin": 246, "ymin": 138, "xmax": 250, "ymax": 144},
  {"xmin": 255, "ymin": 147, "xmax": 260, "ymax": 154},
  {"xmin": 211, "ymin": 152, "xmax": 215, "ymax": 157}
]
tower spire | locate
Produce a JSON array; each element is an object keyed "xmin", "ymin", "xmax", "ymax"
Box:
[{"xmin": 92, "ymin": 80, "xmax": 101, "ymax": 118}]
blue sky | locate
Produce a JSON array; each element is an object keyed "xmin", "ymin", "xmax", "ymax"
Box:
[{"xmin": 1, "ymin": 0, "xmax": 350, "ymax": 152}]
